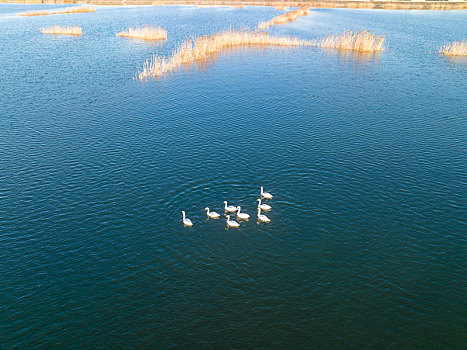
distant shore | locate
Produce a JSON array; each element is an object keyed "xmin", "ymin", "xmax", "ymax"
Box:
[{"xmin": 2, "ymin": 0, "xmax": 466, "ymax": 10}]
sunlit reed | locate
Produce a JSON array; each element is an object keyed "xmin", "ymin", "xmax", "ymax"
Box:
[
  {"xmin": 315, "ymin": 31, "xmax": 386, "ymax": 52},
  {"xmin": 258, "ymin": 6, "xmax": 309, "ymax": 30},
  {"xmin": 278, "ymin": 1, "xmax": 465, "ymax": 10},
  {"xmin": 116, "ymin": 26, "xmax": 167, "ymax": 41},
  {"xmin": 137, "ymin": 30, "xmax": 311, "ymax": 80},
  {"xmin": 438, "ymin": 41, "xmax": 467, "ymax": 56},
  {"xmin": 19, "ymin": 6, "xmax": 95, "ymax": 17},
  {"xmin": 41, "ymin": 25, "xmax": 82, "ymax": 36},
  {"xmin": 137, "ymin": 30, "xmax": 386, "ymax": 80}
]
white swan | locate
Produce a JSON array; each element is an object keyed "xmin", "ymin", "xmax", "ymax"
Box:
[
  {"xmin": 223, "ymin": 201, "xmax": 237, "ymax": 213},
  {"xmin": 261, "ymin": 186, "xmax": 273, "ymax": 199},
  {"xmin": 236, "ymin": 206, "xmax": 250, "ymax": 220},
  {"xmin": 226, "ymin": 215, "xmax": 240, "ymax": 228},
  {"xmin": 182, "ymin": 211, "xmax": 193, "ymax": 227},
  {"xmin": 257, "ymin": 208, "xmax": 270, "ymax": 222},
  {"xmin": 257, "ymin": 198, "xmax": 271, "ymax": 211},
  {"xmin": 205, "ymin": 207, "xmax": 220, "ymax": 219}
]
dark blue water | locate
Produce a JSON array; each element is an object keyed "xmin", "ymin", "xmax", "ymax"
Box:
[{"xmin": 1, "ymin": 4, "xmax": 466, "ymax": 348}]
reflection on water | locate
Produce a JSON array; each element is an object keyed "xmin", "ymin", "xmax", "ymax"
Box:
[
  {"xmin": 321, "ymin": 47, "xmax": 380, "ymax": 65},
  {"xmin": 193, "ymin": 45, "xmax": 273, "ymax": 73},
  {"xmin": 443, "ymin": 55, "xmax": 467, "ymax": 67},
  {"xmin": 143, "ymin": 45, "xmax": 276, "ymax": 78}
]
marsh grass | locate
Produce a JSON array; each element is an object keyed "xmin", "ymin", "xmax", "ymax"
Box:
[
  {"xmin": 41, "ymin": 25, "xmax": 82, "ymax": 36},
  {"xmin": 258, "ymin": 6, "xmax": 309, "ymax": 30},
  {"xmin": 269, "ymin": 1, "xmax": 465, "ymax": 10},
  {"xmin": 137, "ymin": 29, "xmax": 386, "ymax": 80},
  {"xmin": 19, "ymin": 6, "xmax": 95, "ymax": 17},
  {"xmin": 137, "ymin": 30, "xmax": 311, "ymax": 80},
  {"xmin": 316, "ymin": 31, "xmax": 386, "ymax": 52},
  {"xmin": 116, "ymin": 26, "xmax": 167, "ymax": 41},
  {"xmin": 438, "ymin": 41, "xmax": 467, "ymax": 56}
]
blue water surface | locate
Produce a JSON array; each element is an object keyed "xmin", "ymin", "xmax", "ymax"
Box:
[{"xmin": 0, "ymin": 4, "xmax": 466, "ymax": 348}]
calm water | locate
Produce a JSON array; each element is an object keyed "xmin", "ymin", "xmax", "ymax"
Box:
[{"xmin": 0, "ymin": 4, "xmax": 466, "ymax": 348}]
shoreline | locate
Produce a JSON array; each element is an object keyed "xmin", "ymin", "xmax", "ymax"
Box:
[{"xmin": 2, "ymin": 0, "xmax": 466, "ymax": 10}]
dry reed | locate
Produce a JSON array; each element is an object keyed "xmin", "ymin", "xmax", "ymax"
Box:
[
  {"xmin": 137, "ymin": 30, "xmax": 311, "ymax": 80},
  {"xmin": 258, "ymin": 6, "xmax": 309, "ymax": 30},
  {"xmin": 116, "ymin": 26, "xmax": 167, "ymax": 41},
  {"xmin": 137, "ymin": 30, "xmax": 386, "ymax": 80},
  {"xmin": 41, "ymin": 25, "xmax": 82, "ymax": 36},
  {"xmin": 19, "ymin": 5, "xmax": 95, "ymax": 17},
  {"xmin": 438, "ymin": 41, "xmax": 467, "ymax": 56},
  {"xmin": 268, "ymin": 1, "xmax": 466, "ymax": 10},
  {"xmin": 315, "ymin": 31, "xmax": 386, "ymax": 52}
]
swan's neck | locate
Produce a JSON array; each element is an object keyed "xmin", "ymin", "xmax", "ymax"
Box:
[
  {"xmin": 237, "ymin": 207, "xmax": 241, "ymax": 214},
  {"xmin": 206, "ymin": 208, "xmax": 210, "ymax": 214},
  {"xmin": 258, "ymin": 199, "xmax": 262, "ymax": 205},
  {"xmin": 224, "ymin": 202, "xmax": 227, "ymax": 209},
  {"xmin": 182, "ymin": 212, "xmax": 186, "ymax": 220},
  {"xmin": 261, "ymin": 187, "xmax": 264, "ymax": 194}
]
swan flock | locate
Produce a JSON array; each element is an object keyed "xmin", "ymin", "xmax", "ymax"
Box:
[{"xmin": 182, "ymin": 187, "xmax": 273, "ymax": 228}]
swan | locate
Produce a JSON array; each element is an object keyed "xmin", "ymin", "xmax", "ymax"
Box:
[
  {"xmin": 182, "ymin": 211, "xmax": 193, "ymax": 227},
  {"xmin": 257, "ymin": 198, "xmax": 271, "ymax": 211},
  {"xmin": 261, "ymin": 186, "xmax": 273, "ymax": 199},
  {"xmin": 236, "ymin": 206, "xmax": 250, "ymax": 220},
  {"xmin": 226, "ymin": 215, "xmax": 240, "ymax": 228},
  {"xmin": 205, "ymin": 207, "xmax": 220, "ymax": 219},
  {"xmin": 257, "ymin": 208, "xmax": 270, "ymax": 222},
  {"xmin": 223, "ymin": 201, "xmax": 237, "ymax": 213}
]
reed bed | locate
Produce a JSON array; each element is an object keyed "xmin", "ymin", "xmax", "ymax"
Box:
[
  {"xmin": 315, "ymin": 31, "xmax": 386, "ymax": 52},
  {"xmin": 137, "ymin": 30, "xmax": 311, "ymax": 80},
  {"xmin": 137, "ymin": 30, "xmax": 386, "ymax": 80},
  {"xmin": 258, "ymin": 6, "xmax": 309, "ymax": 30},
  {"xmin": 19, "ymin": 6, "xmax": 95, "ymax": 17},
  {"xmin": 116, "ymin": 26, "xmax": 167, "ymax": 41},
  {"xmin": 264, "ymin": 1, "xmax": 466, "ymax": 10},
  {"xmin": 275, "ymin": 5, "xmax": 287, "ymax": 11},
  {"xmin": 438, "ymin": 41, "xmax": 467, "ymax": 56},
  {"xmin": 41, "ymin": 25, "xmax": 82, "ymax": 36}
]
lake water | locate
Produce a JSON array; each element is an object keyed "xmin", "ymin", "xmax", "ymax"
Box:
[{"xmin": 0, "ymin": 4, "xmax": 466, "ymax": 348}]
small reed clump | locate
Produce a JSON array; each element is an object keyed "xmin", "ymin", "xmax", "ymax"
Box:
[
  {"xmin": 258, "ymin": 6, "xmax": 309, "ymax": 30},
  {"xmin": 438, "ymin": 41, "xmax": 467, "ymax": 56},
  {"xmin": 116, "ymin": 26, "xmax": 167, "ymax": 41},
  {"xmin": 315, "ymin": 31, "xmax": 386, "ymax": 52},
  {"xmin": 19, "ymin": 6, "xmax": 95, "ymax": 17},
  {"xmin": 41, "ymin": 25, "xmax": 82, "ymax": 36},
  {"xmin": 137, "ymin": 30, "xmax": 311, "ymax": 80}
]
